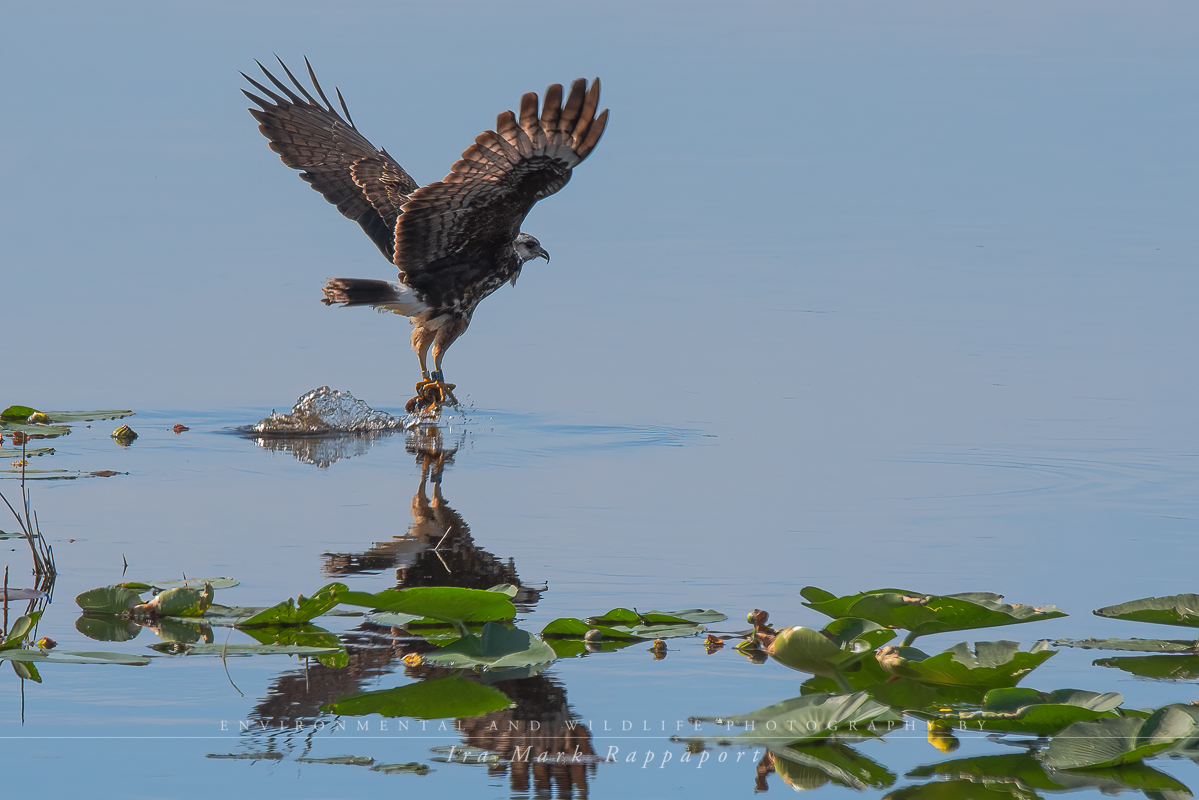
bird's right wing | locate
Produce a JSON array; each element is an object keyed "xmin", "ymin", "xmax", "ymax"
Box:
[{"xmin": 243, "ymin": 58, "xmax": 417, "ymax": 262}]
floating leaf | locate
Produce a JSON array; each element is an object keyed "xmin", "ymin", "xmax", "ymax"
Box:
[
  {"xmin": 0, "ymin": 612, "xmax": 41, "ymax": 650},
  {"xmin": 146, "ymin": 577, "xmax": 240, "ymax": 591},
  {"xmin": 335, "ymin": 586, "xmax": 515, "ymax": 625},
  {"xmin": 876, "ymin": 641, "xmax": 1055, "ymax": 688},
  {"xmin": 0, "ymin": 649, "xmax": 152, "ymax": 665},
  {"xmin": 76, "ymin": 585, "xmax": 146, "ymax": 614},
  {"xmin": 238, "ymin": 583, "xmax": 345, "ymax": 627},
  {"xmin": 76, "ymin": 614, "xmax": 142, "ymax": 642},
  {"xmin": 296, "ymin": 755, "xmax": 375, "ymax": 766},
  {"xmin": 207, "ymin": 752, "xmax": 284, "ymax": 761},
  {"xmin": 1094, "ymin": 655, "xmax": 1199, "ymax": 681},
  {"xmin": 0, "ymin": 406, "xmax": 40, "ymax": 421},
  {"xmin": 149, "ymin": 642, "xmax": 340, "ymax": 657},
  {"xmin": 43, "ymin": 409, "xmax": 134, "ymax": 423},
  {"xmin": 801, "ymin": 587, "xmax": 1065, "ymax": 640},
  {"xmin": 132, "ymin": 582, "xmax": 214, "ymax": 617},
  {"xmin": 11, "ymin": 659, "xmax": 42, "ymax": 682},
  {"xmin": 1042, "ymin": 705, "xmax": 1199, "ymax": 769},
  {"xmin": 918, "ymin": 688, "xmax": 1124, "ymax": 736},
  {"xmin": 323, "ymin": 674, "xmax": 512, "ymax": 719},
  {"xmin": 370, "ymin": 762, "xmax": 432, "ymax": 775},
  {"xmin": 3, "ymin": 421, "xmax": 72, "ymax": 439},
  {"xmin": 768, "ymin": 619, "xmax": 895, "ymax": 679},
  {"xmin": 904, "ymin": 752, "xmax": 1190, "ymax": 796},
  {"xmin": 770, "ymin": 743, "xmax": 896, "ymax": 791},
  {"xmin": 1056, "ymin": 637, "xmax": 1197, "ymax": 653},
  {"xmin": 689, "ymin": 692, "xmax": 902, "ymax": 747},
  {"xmin": 1094, "ymin": 594, "xmax": 1199, "ymax": 628},
  {"xmin": 421, "ymin": 622, "xmax": 556, "ymax": 673}
]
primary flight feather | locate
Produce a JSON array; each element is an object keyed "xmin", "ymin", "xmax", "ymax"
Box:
[{"xmin": 243, "ymin": 57, "xmax": 608, "ymax": 411}]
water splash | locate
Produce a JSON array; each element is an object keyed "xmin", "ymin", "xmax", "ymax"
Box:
[{"xmin": 250, "ymin": 387, "xmax": 410, "ymax": 434}]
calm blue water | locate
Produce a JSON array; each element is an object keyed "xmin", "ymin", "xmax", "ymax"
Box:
[{"xmin": 3, "ymin": 2, "xmax": 1199, "ymax": 796}]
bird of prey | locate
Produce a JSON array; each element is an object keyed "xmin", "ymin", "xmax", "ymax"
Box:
[{"xmin": 243, "ymin": 58, "xmax": 608, "ymax": 413}]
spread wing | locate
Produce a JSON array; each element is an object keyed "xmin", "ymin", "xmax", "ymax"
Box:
[
  {"xmin": 243, "ymin": 58, "xmax": 417, "ymax": 262},
  {"xmin": 395, "ymin": 78, "xmax": 608, "ymax": 295}
]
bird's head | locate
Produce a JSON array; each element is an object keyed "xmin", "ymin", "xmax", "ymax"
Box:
[{"xmin": 514, "ymin": 233, "xmax": 550, "ymax": 264}]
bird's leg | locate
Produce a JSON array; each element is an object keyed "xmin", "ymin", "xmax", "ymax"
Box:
[{"xmin": 407, "ymin": 326, "xmax": 445, "ymax": 414}]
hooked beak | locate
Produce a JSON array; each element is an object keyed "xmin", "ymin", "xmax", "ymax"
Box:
[{"xmin": 534, "ymin": 246, "xmax": 550, "ymax": 263}]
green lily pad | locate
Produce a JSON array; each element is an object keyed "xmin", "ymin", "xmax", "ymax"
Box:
[
  {"xmin": 370, "ymin": 762, "xmax": 432, "ymax": 775},
  {"xmin": 76, "ymin": 614, "xmax": 142, "ymax": 642},
  {"xmin": 0, "ymin": 406, "xmax": 40, "ymax": 421},
  {"xmin": 11, "ymin": 659, "xmax": 42, "ymax": 682},
  {"xmin": 132, "ymin": 583, "xmax": 214, "ymax": 617},
  {"xmin": 75, "ymin": 585, "xmax": 146, "ymax": 614},
  {"xmin": 146, "ymin": 577, "xmax": 240, "ymax": 591},
  {"xmin": 323, "ymin": 674, "xmax": 512, "ymax": 719},
  {"xmin": 876, "ymin": 641, "xmax": 1055, "ymax": 688},
  {"xmin": 3, "ymin": 421, "xmax": 72, "ymax": 438},
  {"xmin": 689, "ymin": 692, "xmax": 903, "ymax": 747},
  {"xmin": 768, "ymin": 619, "xmax": 895, "ymax": 678},
  {"xmin": 0, "ymin": 446, "xmax": 55, "ymax": 458},
  {"xmin": 0, "ymin": 612, "xmax": 41, "ymax": 650},
  {"xmin": 238, "ymin": 583, "xmax": 346, "ymax": 627},
  {"xmin": 0, "ymin": 649, "xmax": 152, "ymax": 665},
  {"xmin": 801, "ymin": 587, "xmax": 1065, "ymax": 640},
  {"xmin": 1042, "ymin": 705, "xmax": 1199, "ymax": 769},
  {"xmin": 421, "ymin": 622, "xmax": 556, "ymax": 672},
  {"xmin": 918, "ymin": 688, "xmax": 1124, "ymax": 736},
  {"xmin": 43, "ymin": 410, "xmax": 135, "ymax": 423},
  {"xmin": 770, "ymin": 743, "xmax": 896, "ymax": 791},
  {"xmin": 296, "ymin": 755, "xmax": 375, "ymax": 765},
  {"xmin": 1056, "ymin": 637, "xmax": 1198, "ymax": 653},
  {"xmin": 207, "ymin": 751, "xmax": 284, "ymax": 761},
  {"xmin": 335, "ymin": 586, "xmax": 515, "ymax": 625},
  {"xmin": 1094, "ymin": 654, "xmax": 1199, "ymax": 681},
  {"xmin": 904, "ymin": 752, "xmax": 1190, "ymax": 795},
  {"xmin": 1093, "ymin": 594, "xmax": 1199, "ymax": 628},
  {"xmin": 150, "ymin": 642, "xmax": 341, "ymax": 657}
]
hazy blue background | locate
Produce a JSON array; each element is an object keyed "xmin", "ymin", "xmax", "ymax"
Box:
[{"xmin": 3, "ymin": 2, "xmax": 1199, "ymax": 797}]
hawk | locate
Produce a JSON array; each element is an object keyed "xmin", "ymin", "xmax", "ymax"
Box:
[{"xmin": 243, "ymin": 59, "xmax": 608, "ymax": 412}]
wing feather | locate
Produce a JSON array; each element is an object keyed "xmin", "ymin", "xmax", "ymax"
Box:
[
  {"xmin": 393, "ymin": 79, "xmax": 607, "ymax": 304},
  {"xmin": 244, "ymin": 59, "xmax": 417, "ymax": 261}
]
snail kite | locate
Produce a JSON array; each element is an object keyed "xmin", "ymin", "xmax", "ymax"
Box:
[{"xmin": 243, "ymin": 58, "xmax": 608, "ymax": 411}]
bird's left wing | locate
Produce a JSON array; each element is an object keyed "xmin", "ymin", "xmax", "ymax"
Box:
[
  {"xmin": 394, "ymin": 78, "xmax": 608, "ymax": 296},
  {"xmin": 243, "ymin": 58, "xmax": 418, "ymax": 262}
]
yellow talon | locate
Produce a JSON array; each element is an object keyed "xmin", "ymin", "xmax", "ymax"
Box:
[{"xmin": 406, "ymin": 379, "xmax": 458, "ymax": 415}]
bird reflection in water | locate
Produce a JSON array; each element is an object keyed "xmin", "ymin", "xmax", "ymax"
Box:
[{"xmin": 244, "ymin": 421, "xmax": 596, "ymax": 798}]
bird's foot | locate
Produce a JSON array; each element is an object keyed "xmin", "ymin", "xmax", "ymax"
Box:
[{"xmin": 405, "ymin": 378, "xmax": 458, "ymax": 415}]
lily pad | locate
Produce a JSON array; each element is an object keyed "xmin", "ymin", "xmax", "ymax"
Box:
[
  {"xmin": 132, "ymin": 582, "xmax": 214, "ymax": 617},
  {"xmin": 0, "ymin": 649, "xmax": 152, "ymax": 665},
  {"xmin": 76, "ymin": 585, "xmax": 146, "ymax": 614},
  {"xmin": 334, "ymin": 585, "xmax": 516, "ymax": 625},
  {"xmin": 1093, "ymin": 594, "xmax": 1199, "ymax": 628},
  {"xmin": 76, "ymin": 614, "xmax": 142, "ymax": 642},
  {"xmin": 2, "ymin": 421, "xmax": 72, "ymax": 438},
  {"xmin": 43, "ymin": 410, "xmax": 135, "ymax": 423},
  {"xmin": 1041, "ymin": 705, "xmax": 1199, "ymax": 769},
  {"xmin": 768, "ymin": 619, "xmax": 895, "ymax": 678},
  {"xmin": 238, "ymin": 583, "xmax": 346, "ymax": 627},
  {"xmin": 1094, "ymin": 654, "xmax": 1199, "ymax": 681},
  {"xmin": 918, "ymin": 688, "xmax": 1124, "ymax": 736},
  {"xmin": 770, "ymin": 743, "xmax": 896, "ymax": 792},
  {"xmin": 370, "ymin": 762, "xmax": 432, "ymax": 775},
  {"xmin": 0, "ymin": 406, "xmax": 40, "ymax": 421},
  {"xmin": 801, "ymin": 587, "xmax": 1065, "ymax": 641},
  {"xmin": 0, "ymin": 612, "xmax": 41, "ymax": 650},
  {"xmin": 904, "ymin": 752, "xmax": 1191, "ymax": 796},
  {"xmin": 1056, "ymin": 637, "xmax": 1198, "ymax": 652},
  {"xmin": 149, "ymin": 642, "xmax": 341, "ymax": 657},
  {"xmin": 296, "ymin": 755, "xmax": 375, "ymax": 766},
  {"xmin": 323, "ymin": 674, "xmax": 512, "ymax": 719},
  {"xmin": 146, "ymin": 577, "xmax": 240, "ymax": 591},
  {"xmin": 876, "ymin": 641, "xmax": 1055, "ymax": 688},
  {"xmin": 689, "ymin": 692, "xmax": 902, "ymax": 747},
  {"xmin": 421, "ymin": 622, "xmax": 556, "ymax": 673}
]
